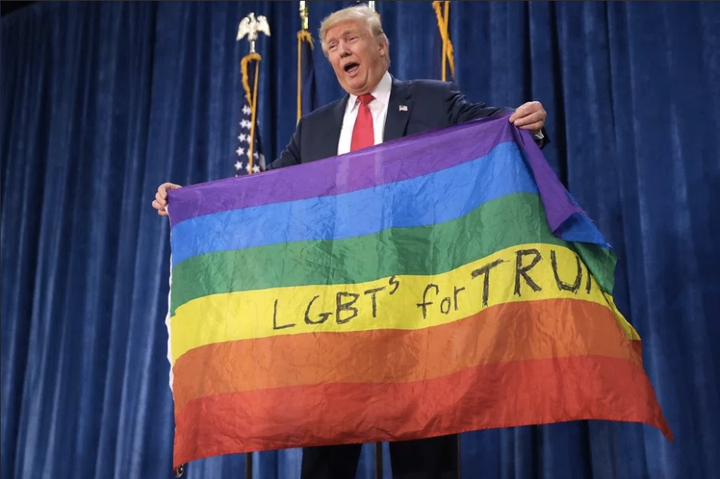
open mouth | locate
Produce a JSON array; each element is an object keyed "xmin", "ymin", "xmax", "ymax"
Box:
[{"xmin": 343, "ymin": 62, "xmax": 360, "ymax": 75}]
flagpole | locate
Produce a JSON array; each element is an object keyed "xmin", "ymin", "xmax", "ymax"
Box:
[
  {"xmin": 248, "ymin": 59, "xmax": 260, "ymax": 173},
  {"xmin": 237, "ymin": 12, "xmax": 270, "ymax": 177},
  {"xmin": 297, "ymin": 1, "xmax": 310, "ymax": 123}
]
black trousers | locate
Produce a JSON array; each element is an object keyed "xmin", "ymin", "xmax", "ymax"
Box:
[{"xmin": 300, "ymin": 434, "xmax": 459, "ymax": 479}]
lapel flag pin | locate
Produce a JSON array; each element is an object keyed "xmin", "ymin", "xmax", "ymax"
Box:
[{"xmin": 399, "ymin": 105, "xmax": 408, "ymax": 112}]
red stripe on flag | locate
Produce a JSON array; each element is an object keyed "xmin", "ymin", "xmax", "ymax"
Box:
[{"xmin": 173, "ymin": 355, "xmax": 672, "ymax": 468}]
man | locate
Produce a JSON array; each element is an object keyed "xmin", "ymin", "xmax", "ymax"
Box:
[
  {"xmin": 265, "ymin": 6, "xmax": 546, "ymax": 172},
  {"xmin": 152, "ymin": 5, "xmax": 547, "ymax": 478},
  {"xmin": 152, "ymin": 5, "xmax": 546, "ymax": 212}
]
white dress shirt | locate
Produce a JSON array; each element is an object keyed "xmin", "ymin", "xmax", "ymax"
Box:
[{"xmin": 337, "ymin": 71, "xmax": 393, "ymax": 155}]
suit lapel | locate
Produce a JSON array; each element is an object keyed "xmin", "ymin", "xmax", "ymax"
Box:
[{"xmin": 383, "ymin": 77, "xmax": 413, "ymax": 142}]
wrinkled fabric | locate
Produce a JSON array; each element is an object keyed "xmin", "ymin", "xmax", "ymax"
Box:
[
  {"xmin": 1, "ymin": 2, "xmax": 718, "ymax": 479},
  {"xmin": 165, "ymin": 117, "xmax": 669, "ymax": 469}
]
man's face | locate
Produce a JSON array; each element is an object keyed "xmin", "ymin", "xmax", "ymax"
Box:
[{"xmin": 324, "ymin": 20, "xmax": 388, "ymax": 96}]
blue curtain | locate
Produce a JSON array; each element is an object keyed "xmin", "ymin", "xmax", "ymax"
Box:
[{"xmin": 2, "ymin": 1, "xmax": 718, "ymax": 478}]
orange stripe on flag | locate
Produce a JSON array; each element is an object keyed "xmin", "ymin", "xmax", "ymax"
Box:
[
  {"xmin": 172, "ymin": 298, "xmax": 641, "ymax": 413},
  {"xmin": 172, "ymin": 354, "xmax": 673, "ymax": 468}
]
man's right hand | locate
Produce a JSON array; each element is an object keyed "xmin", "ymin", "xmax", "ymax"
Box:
[{"xmin": 152, "ymin": 182, "xmax": 182, "ymax": 216}]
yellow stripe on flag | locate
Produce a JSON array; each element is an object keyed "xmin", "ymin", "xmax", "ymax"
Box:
[{"xmin": 170, "ymin": 243, "xmax": 638, "ymax": 363}]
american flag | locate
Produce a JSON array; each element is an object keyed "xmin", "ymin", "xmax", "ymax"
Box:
[{"xmin": 234, "ymin": 95, "xmax": 265, "ymax": 176}]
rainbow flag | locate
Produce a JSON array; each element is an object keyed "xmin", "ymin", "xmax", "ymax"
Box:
[{"xmin": 165, "ymin": 115, "xmax": 672, "ymax": 468}]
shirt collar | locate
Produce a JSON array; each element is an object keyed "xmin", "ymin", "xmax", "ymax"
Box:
[{"xmin": 348, "ymin": 70, "xmax": 392, "ymax": 109}]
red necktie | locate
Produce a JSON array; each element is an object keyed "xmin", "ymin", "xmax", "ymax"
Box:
[{"xmin": 350, "ymin": 94, "xmax": 375, "ymax": 152}]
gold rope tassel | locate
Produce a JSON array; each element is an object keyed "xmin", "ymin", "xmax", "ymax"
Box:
[
  {"xmin": 432, "ymin": 1, "xmax": 455, "ymax": 82},
  {"xmin": 241, "ymin": 52, "xmax": 262, "ymax": 174}
]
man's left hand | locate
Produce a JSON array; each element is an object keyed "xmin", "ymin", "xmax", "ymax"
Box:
[{"xmin": 509, "ymin": 101, "xmax": 547, "ymax": 136}]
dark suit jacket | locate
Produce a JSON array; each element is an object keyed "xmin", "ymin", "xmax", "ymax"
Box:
[{"xmin": 267, "ymin": 76, "xmax": 540, "ymax": 170}]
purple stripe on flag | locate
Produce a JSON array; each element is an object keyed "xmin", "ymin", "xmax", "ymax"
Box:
[
  {"xmin": 167, "ymin": 116, "xmax": 515, "ymax": 227},
  {"xmin": 509, "ymin": 126, "xmax": 585, "ymax": 235},
  {"xmin": 167, "ymin": 113, "xmax": 589, "ymax": 243}
]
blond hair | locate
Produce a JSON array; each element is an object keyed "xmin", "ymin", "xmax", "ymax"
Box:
[{"xmin": 319, "ymin": 4, "xmax": 390, "ymax": 64}]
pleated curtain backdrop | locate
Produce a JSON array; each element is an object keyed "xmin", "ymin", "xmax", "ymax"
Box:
[{"xmin": 1, "ymin": 1, "xmax": 718, "ymax": 479}]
